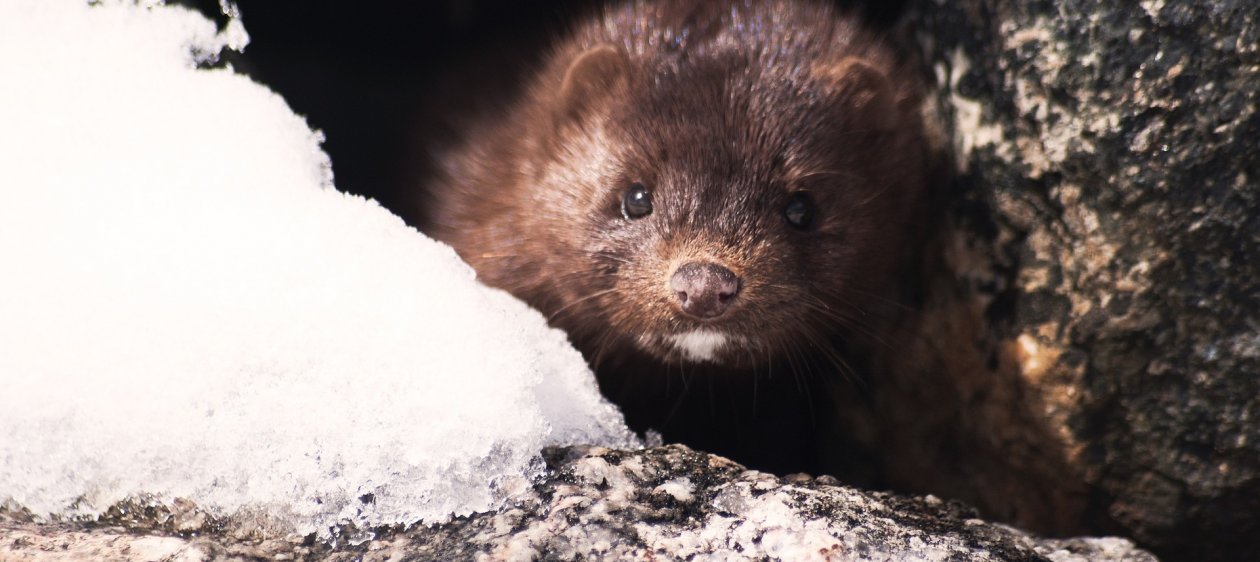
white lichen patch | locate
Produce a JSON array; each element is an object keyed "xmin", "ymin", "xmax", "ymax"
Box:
[
  {"xmin": 943, "ymin": 48, "xmax": 1009, "ymax": 170},
  {"xmin": 1015, "ymin": 333, "xmax": 1063, "ymax": 384},
  {"xmin": 653, "ymin": 477, "xmax": 695, "ymax": 503}
]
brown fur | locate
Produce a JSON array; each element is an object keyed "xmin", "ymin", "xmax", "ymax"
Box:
[
  {"xmin": 867, "ymin": 255, "xmax": 1090, "ymax": 535},
  {"xmin": 418, "ymin": 0, "xmax": 1099, "ymax": 537},
  {"xmin": 423, "ymin": 0, "xmax": 930, "ymax": 475}
]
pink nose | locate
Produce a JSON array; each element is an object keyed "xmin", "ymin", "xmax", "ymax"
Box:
[{"xmin": 670, "ymin": 262, "xmax": 741, "ymax": 319}]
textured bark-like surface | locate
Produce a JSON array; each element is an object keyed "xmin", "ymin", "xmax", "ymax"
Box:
[
  {"xmin": 0, "ymin": 445, "xmax": 1155, "ymax": 562},
  {"xmin": 896, "ymin": 0, "xmax": 1260, "ymax": 559}
]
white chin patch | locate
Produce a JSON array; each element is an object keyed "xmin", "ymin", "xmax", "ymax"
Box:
[{"xmin": 666, "ymin": 329, "xmax": 729, "ymax": 363}]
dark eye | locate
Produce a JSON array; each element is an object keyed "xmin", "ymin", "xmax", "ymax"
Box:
[
  {"xmin": 784, "ymin": 192, "xmax": 815, "ymax": 229},
  {"xmin": 621, "ymin": 182, "xmax": 653, "ymax": 219}
]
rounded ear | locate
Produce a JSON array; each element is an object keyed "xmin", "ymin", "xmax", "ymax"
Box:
[
  {"xmin": 556, "ymin": 44, "xmax": 630, "ymax": 124},
  {"xmin": 813, "ymin": 57, "xmax": 898, "ymax": 130}
]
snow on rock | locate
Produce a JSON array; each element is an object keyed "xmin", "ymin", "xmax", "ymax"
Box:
[
  {"xmin": 0, "ymin": 0, "xmax": 635, "ymax": 537},
  {"xmin": 418, "ymin": 445, "xmax": 1157, "ymax": 562},
  {"xmin": 0, "ymin": 445, "xmax": 1161, "ymax": 561}
]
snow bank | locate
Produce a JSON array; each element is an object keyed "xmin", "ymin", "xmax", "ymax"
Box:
[{"xmin": 0, "ymin": 0, "xmax": 635, "ymax": 537}]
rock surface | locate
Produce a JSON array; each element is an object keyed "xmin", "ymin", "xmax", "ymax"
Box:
[
  {"xmin": 891, "ymin": 0, "xmax": 1260, "ymax": 560},
  {"xmin": 0, "ymin": 445, "xmax": 1155, "ymax": 562},
  {"xmin": 5, "ymin": 1, "xmax": 1254, "ymax": 560}
]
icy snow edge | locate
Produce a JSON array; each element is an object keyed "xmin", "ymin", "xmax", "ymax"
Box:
[{"xmin": 0, "ymin": 0, "xmax": 636, "ymax": 538}]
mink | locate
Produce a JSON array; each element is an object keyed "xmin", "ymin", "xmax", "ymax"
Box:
[{"xmin": 421, "ymin": 0, "xmax": 932, "ymax": 475}]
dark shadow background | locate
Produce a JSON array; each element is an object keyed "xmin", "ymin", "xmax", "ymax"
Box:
[{"xmin": 179, "ymin": 0, "xmax": 908, "ymax": 223}]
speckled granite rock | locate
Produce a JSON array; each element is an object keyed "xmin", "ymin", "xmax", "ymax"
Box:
[
  {"xmin": 892, "ymin": 0, "xmax": 1260, "ymax": 560},
  {"xmin": 0, "ymin": 445, "xmax": 1155, "ymax": 562}
]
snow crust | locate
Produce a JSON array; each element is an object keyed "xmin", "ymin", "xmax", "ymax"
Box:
[{"xmin": 0, "ymin": 0, "xmax": 634, "ymax": 536}]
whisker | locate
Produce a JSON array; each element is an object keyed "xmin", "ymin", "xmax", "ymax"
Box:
[
  {"xmin": 792, "ymin": 168, "xmax": 864, "ymax": 183},
  {"xmin": 663, "ymin": 360, "xmax": 693, "ymax": 428},
  {"xmin": 547, "ymin": 288, "xmax": 618, "ymax": 323},
  {"xmin": 590, "ymin": 252, "xmax": 632, "ymax": 265},
  {"xmin": 783, "ymin": 337, "xmax": 819, "ymax": 425},
  {"xmin": 798, "ymin": 296, "xmax": 894, "ymax": 352},
  {"xmin": 839, "ymin": 285, "xmax": 917, "ymax": 313}
]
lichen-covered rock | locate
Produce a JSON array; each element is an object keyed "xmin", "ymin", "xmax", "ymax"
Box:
[
  {"xmin": 893, "ymin": 0, "xmax": 1260, "ymax": 559},
  {"xmin": 0, "ymin": 446, "xmax": 1154, "ymax": 562}
]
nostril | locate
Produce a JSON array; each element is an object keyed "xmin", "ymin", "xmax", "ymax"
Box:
[{"xmin": 669, "ymin": 261, "xmax": 742, "ymax": 319}]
